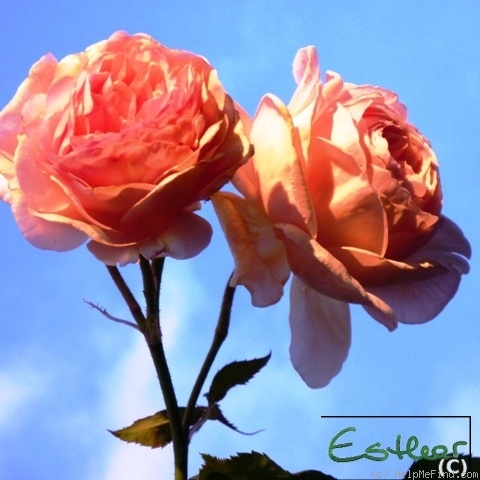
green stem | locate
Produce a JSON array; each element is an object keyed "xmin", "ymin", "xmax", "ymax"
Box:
[
  {"xmin": 139, "ymin": 255, "xmax": 157, "ymax": 317},
  {"xmin": 183, "ymin": 272, "xmax": 236, "ymax": 438},
  {"xmin": 147, "ymin": 338, "xmax": 188, "ymax": 479},
  {"xmin": 152, "ymin": 258, "xmax": 165, "ymax": 314},
  {"xmin": 107, "ymin": 261, "xmax": 187, "ymax": 479},
  {"xmin": 106, "ymin": 265, "xmax": 146, "ymax": 331},
  {"xmin": 139, "ymin": 258, "xmax": 188, "ymax": 480}
]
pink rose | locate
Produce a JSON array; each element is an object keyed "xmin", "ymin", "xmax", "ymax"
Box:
[
  {"xmin": 0, "ymin": 31, "xmax": 251, "ymax": 265},
  {"xmin": 213, "ymin": 46, "xmax": 471, "ymax": 387}
]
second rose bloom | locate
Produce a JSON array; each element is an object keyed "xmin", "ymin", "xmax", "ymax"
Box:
[{"xmin": 213, "ymin": 46, "xmax": 471, "ymax": 387}]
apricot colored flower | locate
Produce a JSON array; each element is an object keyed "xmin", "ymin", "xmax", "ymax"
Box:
[
  {"xmin": 213, "ymin": 46, "xmax": 471, "ymax": 387},
  {"xmin": 0, "ymin": 31, "xmax": 251, "ymax": 265}
]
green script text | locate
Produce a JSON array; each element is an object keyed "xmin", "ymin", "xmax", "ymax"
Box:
[{"xmin": 329, "ymin": 426, "xmax": 468, "ymax": 463}]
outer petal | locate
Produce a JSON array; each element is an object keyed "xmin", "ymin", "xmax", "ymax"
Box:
[
  {"xmin": 289, "ymin": 276, "xmax": 351, "ymax": 388},
  {"xmin": 407, "ymin": 216, "xmax": 471, "ymax": 262},
  {"xmin": 363, "ymin": 216, "xmax": 471, "ymax": 324},
  {"xmin": 212, "ymin": 191, "xmax": 289, "ymax": 307},
  {"xmin": 250, "ymin": 94, "xmax": 316, "ymax": 236},
  {"xmin": 328, "ymin": 246, "xmax": 441, "ymax": 288},
  {"xmin": 276, "ymin": 223, "xmax": 397, "ymax": 330},
  {"xmin": 230, "ymin": 102, "xmax": 258, "ymax": 201},
  {"xmin": 87, "ymin": 209, "xmax": 212, "ymax": 266},
  {"xmin": 364, "ymin": 269, "xmax": 464, "ymax": 325},
  {"xmin": 0, "ymin": 54, "xmax": 58, "ymax": 158},
  {"xmin": 288, "ymin": 46, "xmax": 320, "ymax": 117},
  {"xmin": 15, "ymin": 135, "xmax": 76, "ymax": 214},
  {"xmin": 12, "ymin": 195, "xmax": 87, "ymax": 251}
]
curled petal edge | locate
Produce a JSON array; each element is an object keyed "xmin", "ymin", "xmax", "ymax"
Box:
[{"xmin": 212, "ymin": 191, "xmax": 289, "ymax": 307}]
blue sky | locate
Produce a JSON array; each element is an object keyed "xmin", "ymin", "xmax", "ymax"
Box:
[{"xmin": 0, "ymin": 1, "xmax": 479, "ymax": 479}]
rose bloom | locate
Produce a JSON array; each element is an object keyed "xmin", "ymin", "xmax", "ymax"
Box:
[
  {"xmin": 0, "ymin": 31, "xmax": 251, "ymax": 265},
  {"xmin": 213, "ymin": 46, "xmax": 471, "ymax": 387}
]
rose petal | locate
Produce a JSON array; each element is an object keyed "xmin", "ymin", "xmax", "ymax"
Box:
[
  {"xmin": 307, "ymin": 124, "xmax": 388, "ymax": 256},
  {"xmin": 0, "ymin": 54, "xmax": 58, "ymax": 157},
  {"xmin": 15, "ymin": 136, "xmax": 75, "ymax": 213},
  {"xmin": 124, "ymin": 116, "xmax": 251, "ymax": 223},
  {"xmin": 329, "ymin": 246, "xmax": 441, "ymax": 288},
  {"xmin": 212, "ymin": 191, "xmax": 289, "ymax": 307},
  {"xmin": 364, "ymin": 270, "xmax": 464, "ymax": 325},
  {"xmin": 276, "ymin": 223, "xmax": 397, "ymax": 330},
  {"xmin": 0, "ymin": 175, "xmax": 8, "ymax": 200},
  {"xmin": 289, "ymin": 276, "xmax": 351, "ymax": 388},
  {"xmin": 408, "ymin": 216, "xmax": 472, "ymax": 262},
  {"xmin": 12, "ymin": 195, "xmax": 87, "ymax": 251},
  {"xmin": 230, "ymin": 103, "xmax": 259, "ymax": 202},
  {"xmin": 288, "ymin": 46, "xmax": 320, "ymax": 117},
  {"xmin": 87, "ymin": 209, "xmax": 212, "ymax": 266},
  {"xmin": 363, "ymin": 216, "xmax": 470, "ymax": 324},
  {"xmin": 250, "ymin": 94, "xmax": 316, "ymax": 236},
  {"xmin": 150, "ymin": 210, "xmax": 212, "ymax": 260}
]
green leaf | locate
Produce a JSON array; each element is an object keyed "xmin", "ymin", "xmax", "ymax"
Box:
[
  {"xmin": 109, "ymin": 406, "xmax": 206, "ymax": 448},
  {"xmin": 206, "ymin": 352, "xmax": 271, "ymax": 405},
  {"xmin": 208, "ymin": 404, "xmax": 263, "ymax": 436},
  {"xmin": 198, "ymin": 452, "xmax": 336, "ymax": 480}
]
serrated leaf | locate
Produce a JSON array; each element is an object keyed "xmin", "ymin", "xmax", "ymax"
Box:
[
  {"xmin": 109, "ymin": 406, "xmax": 206, "ymax": 448},
  {"xmin": 209, "ymin": 404, "xmax": 263, "ymax": 436},
  {"xmin": 206, "ymin": 352, "xmax": 271, "ymax": 404},
  {"xmin": 199, "ymin": 451, "xmax": 286, "ymax": 479},
  {"xmin": 198, "ymin": 451, "xmax": 337, "ymax": 480}
]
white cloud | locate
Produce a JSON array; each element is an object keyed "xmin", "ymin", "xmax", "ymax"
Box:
[
  {"xmin": 102, "ymin": 442, "xmax": 174, "ymax": 480},
  {"xmin": 89, "ymin": 336, "xmax": 174, "ymax": 480},
  {"xmin": 0, "ymin": 366, "xmax": 48, "ymax": 431}
]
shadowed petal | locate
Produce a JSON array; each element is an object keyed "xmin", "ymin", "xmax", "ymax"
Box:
[
  {"xmin": 364, "ymin": 269, "xmax": 464, "ymax": 325},
  {"xmin": 329, "ymin": 246, "xmax": 441, "ymax": 288},
  {"xmin": 250, "ymin": 94, "xmax": 316, "ymax": 236},
  {"xmin": 408, "ymin": 216, "xmax": 471, "ymax": 262},
  {"xmin": 289, "ymin": 276, "xmax": 351, "ymax": 388},
  {"xmin": 363, "ymin": 216, "xmax": 471, "ymax": 324},
  {"xmin": 212, "ymin": 191, "xmax": 289, "ymax": 307},
  {"xmin": 230, "ymin": 102, "xmax": 258, "ymax": 201},
  {"xmin": 88, "ymin": 210, "xmax": 212, "ymax": 266},
  {"xmin": 276, "ymin": 223, "xmax": 397, "ymax": 330},
  {"xmin": 307, "ymin": 134, "xmax": 388, "ymax": 256}
]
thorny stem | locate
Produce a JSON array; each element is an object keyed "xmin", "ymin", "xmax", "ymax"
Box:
[
  {"xmin": 183, "ymin": 272, "xmax": 236, "ymax": 438},
  {"xmin": 139, "ymin": 257, "xmax": 188, "ymax": 480},
  {"xmin": 84, "ymin": 300, "xmax": 139, "ymax": 330},
  {"xmin": 152, "ymin": 258, "xmax": 164, "ymax": 314},
  {"xmin": 139, "ymin": 255, "xmax": 157, "ymax": 318},
  {"xmin": 105, "ymin": 265, "xmax": 146, "ymax": 331},
  {"xmin": 107, "ymin": 263, "xmax": 236, "ymax": 480},
  {"xmin": 107, "ymin": 260, "xmax": 187, "ymax": 480},
  {"xmin": 147, "ymin": 338, "xmax": 188, "ymax": 479}
]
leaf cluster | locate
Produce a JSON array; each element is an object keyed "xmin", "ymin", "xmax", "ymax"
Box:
[{"xmin": 110, "ymin": 352, "xmax": 271, "ymax": 448}]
